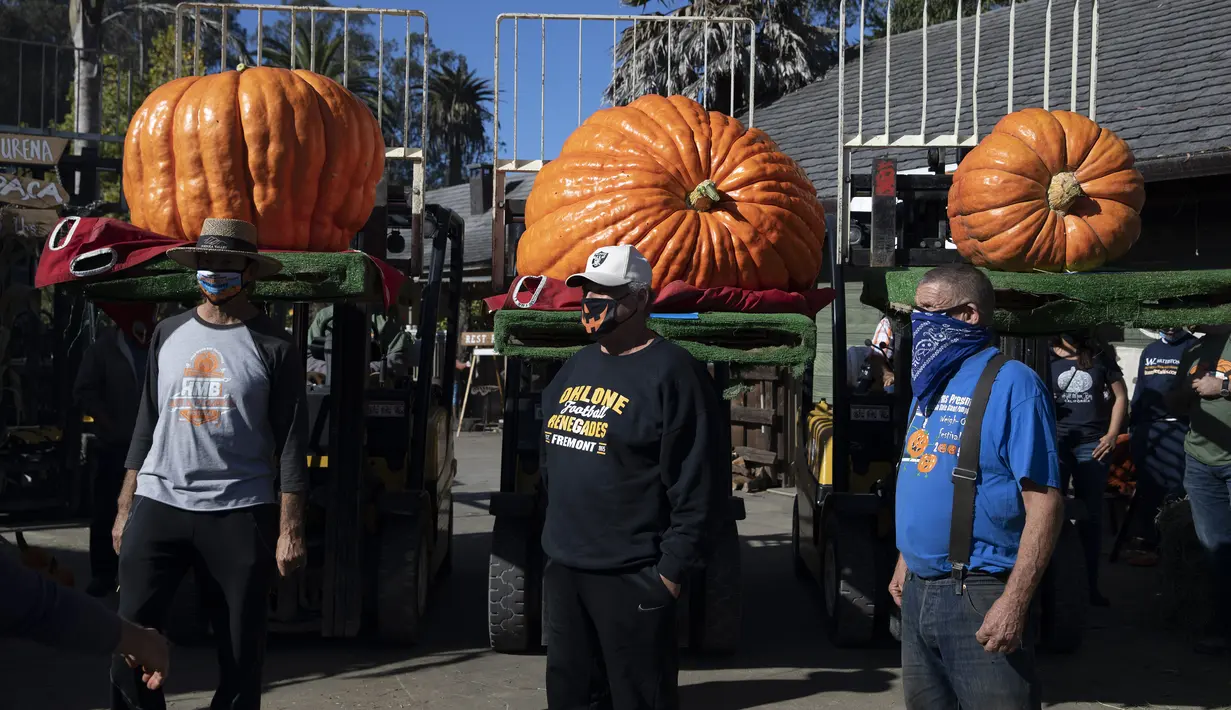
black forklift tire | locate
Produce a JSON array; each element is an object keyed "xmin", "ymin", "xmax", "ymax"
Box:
[
  {"xmin": 822, "ymin": 514, "xmax": 877, "ymax": 647},
  {"xmin": 376, "ymin": 513, "xmax": 430, "ymax": 645},
  {"xmin": 488, "ymin": 515, "xmax": 539, "ymax": 652},
  {"xmin": 1039, "ymin": 520, "xmax": 1088, "ymax": 653},
  {"xmin": 691, "ymin": 520, "xmax": 742, "ymax": 654},
  {"xmin": 791, "ymin": 501, "xmax": 808, "ymax": 580},
  {"xmin": 888, "ymin": 607, "xmax": 902, "ymax": 643}
]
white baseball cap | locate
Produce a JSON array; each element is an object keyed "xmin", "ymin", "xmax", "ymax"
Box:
[{"xmin": 565, "ymin": 245, "xmax": 654, "ymax": 289}]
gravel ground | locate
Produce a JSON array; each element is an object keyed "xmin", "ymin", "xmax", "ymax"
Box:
[{"xmin": 2, "ymin": 432, "xmax": 1228, "ymax": 710}]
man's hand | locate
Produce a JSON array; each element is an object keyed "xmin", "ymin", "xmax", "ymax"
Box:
[
  {"xmin": 975, "ymin": 594, "xmax": 1028, "ymax": 654},
  {"xmin": 1091, "ymin": 432, "xmax": 1118, "ymax": 461},
  {"xmin": 1193, "ymin": 374, "xmax": 1223, "ymax": 399},
  {"xmin": 277, "ymin": 492, "xmax": 307, "ymax": 577},
  {"xmin": 117, "ymin": 620, "xmax": 169, "ymax": 691},
  {"xmin": 113, "ymin": 470, "xmax": 138, "ymax": 554},
  {"xmin": 111, "ymin": 514, "xmax": 125, "ymax": 555},
  {"xmin": 660, "ymin": 575, "xmax": 681, "ymax": 599},
  {"xmin": 276, "ymin": 530, "xmax": 306, "ymax": 577},
  {"xmin": 889, "ymin": 554, "xmax": 907, "ymax": 608}
]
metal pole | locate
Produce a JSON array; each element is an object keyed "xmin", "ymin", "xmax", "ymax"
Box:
[
  {"xmin": 540, "ymin": 18, "xmax": 546, "ymax": 163},
  {"xmin": 310, "ymin": 10, "xmax": 316, "ymax": 72},
  {"xmin": 578, "ymin": 18, "xmax": 583, "ymax": 125},
  {"xmin": 1090, "ymin": 0, "xmax": 1099, "ymax": 121},
  {"xmin": 343, "ymin": 11, "xmax": 350, "ymax": 88}
]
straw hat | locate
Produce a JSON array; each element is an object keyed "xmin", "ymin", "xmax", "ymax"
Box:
[{"xmin": 166, "ymin": 218, "xmax": 283, "ymax": 279}]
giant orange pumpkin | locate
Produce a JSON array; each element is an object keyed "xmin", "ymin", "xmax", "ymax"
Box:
[
  {"xmin": 947, "ymin": 108, "xmax": 1145, "ymax": 272},
  {"xmin": 122, "ymin": 65, "xmax": 384, "ymax": 251},
  {"xmin": 516, "ymin": 95, "xmax": 825, "ymax": 290}
]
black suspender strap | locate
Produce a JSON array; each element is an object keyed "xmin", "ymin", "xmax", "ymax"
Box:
[{"xmin": 947, "ymin": 353, "xmax": 1010, "ymax": 595}]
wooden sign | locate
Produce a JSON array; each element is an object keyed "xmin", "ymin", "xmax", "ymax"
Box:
[
  {"xmin": 2, "ymin": 207, "xmax": 60, "ymax": 239},
  {"xmin": 461, "ymin": 331, "xmax": 494, "ymax": 347},
  {"xmin": 0, "ymin": 133, "xmax": 69, "ymax": 166},
  {"xmin": 0, "ymin": 172, "xmax": 69, "ymax": 209}
]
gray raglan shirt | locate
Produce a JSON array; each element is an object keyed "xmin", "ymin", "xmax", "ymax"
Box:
[{"xmin": 125, "ymin": 310, "xmax": 308, "ymax": 510}]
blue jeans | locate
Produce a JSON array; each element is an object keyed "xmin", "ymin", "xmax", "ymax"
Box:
[
  {"xmin": 1059, "ymin": 439, "xmax": 1108, "ymax": 594},
  {"xmin": 901, "ymin": 573, "xmax": 1041, "ymax": 710},
  {"xmin": 1183, "ymin": 455, "xmax": 1231, "ymax": 636}
]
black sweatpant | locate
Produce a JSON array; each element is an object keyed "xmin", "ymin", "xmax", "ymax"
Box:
[
  {"xmin": 90, "ymin": 444, "xmax": 129, "ymax": 586},
  {"xmin": 111, "ymin": 496, "xmax": 278, "ymax": 710},
  {"xmin": 545, "ymin": 560, "xmax": 679, "ymax": 710}
]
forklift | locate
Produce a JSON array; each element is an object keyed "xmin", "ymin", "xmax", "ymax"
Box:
[
  {"xmin": 11, "ymin": 2, "xmax": 457, "ymax": 642},
  {"xmin": 484, "ymin": 12, "xmax": 762, "ymax": 654},
  {"xmin": 792, "ymin": 1, "xmax": 1100, "ymax": 650},
  {"xmin": 59, "ymin": 196, "xmax": 465, "ymax": 644}
]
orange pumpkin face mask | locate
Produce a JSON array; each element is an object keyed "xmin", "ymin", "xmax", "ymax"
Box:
[{"xmin": 581, "ymin": 298, "xmax": 621, "ymax": 338}]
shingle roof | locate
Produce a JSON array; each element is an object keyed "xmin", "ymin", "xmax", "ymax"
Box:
[
  {"xmin": 423, "ymin": 172, "xmax": 537, "ymax": 268},
  {"xmin": 754, "ymin": 0, "xmax": 1231, "ymax": 200}
]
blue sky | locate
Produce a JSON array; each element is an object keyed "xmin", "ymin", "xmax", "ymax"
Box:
[
  {"xmin": 231, "ymin": 1, "xmax": 855, "ymax": 161},
  {"xmin": 260, "ymin": 0, "xmax": 673, "ymax": 160}
]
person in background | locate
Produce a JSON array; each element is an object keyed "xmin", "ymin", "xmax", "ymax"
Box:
[
  {"xmin": 2, "ymin": 544, "xmax": 169, "ymax": 689},
  {"xmin": 1126, "ymin": 327, "xmax": 1197, "ymax": 564},
  {"xmin": 1048, "ymin": 331, "xmax": 1128, "ymax": 607},
  {"xmin": 74, "ymin": 303, "xmax": 156, "ymax": 598},
  {"xmin": 540, "ymin": 245, "xmax": 724, "ymax": 710},
  {"xmin": 454, "ymin": 350, "xmax": 471, "ymax": 411},
  {"xmin": 1167, "ymin": 324, "xmax": 1231, "ymax": 655},
  {"xmin": 890, "ymin": 264, "xmax": 1063, "ymax": 710},
  {"xmin": 111, "ymin": 219, "xmax": 309, "ymax": 709},
  {"xmin": 305, "ymin": 304, "xmax": 412, "ymax": 383}
]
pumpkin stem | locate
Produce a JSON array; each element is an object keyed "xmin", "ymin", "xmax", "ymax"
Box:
[
  {"xmin": 1047, "ymin": 171, "xmax": 1085, "ymax": 215},
  {"xmin": 236, "ymin": 63, "xmax": 247, "ymax": 73},
  {"xmin": 687, "ymin": 179, "xmax": 722, "ymax": 212}
]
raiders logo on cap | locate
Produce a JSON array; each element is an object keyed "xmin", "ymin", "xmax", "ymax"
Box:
[{"xmin": 591, "ymin": 251, "xmax": 608, "ymax": 268}]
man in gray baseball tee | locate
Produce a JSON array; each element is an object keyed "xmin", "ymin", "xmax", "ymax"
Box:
[{"xmin": 110, "ymin": 219, "xmax": 307, "ymax": 710}]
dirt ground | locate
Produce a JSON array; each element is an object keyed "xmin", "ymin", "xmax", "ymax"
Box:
[{"xmin": 3, "ymin": 431, "xmax": 1229, "ymax": 710}]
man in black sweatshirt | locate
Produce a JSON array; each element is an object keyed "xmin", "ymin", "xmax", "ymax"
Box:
[{"xmin": 541, "ymin": 245, "xmax": 724, "ymax": 710}]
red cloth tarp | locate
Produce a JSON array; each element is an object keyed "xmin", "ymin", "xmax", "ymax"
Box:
[
  {"xmin": 484, "ymin": 275, "xmax": 836, "ymax": 317},
  {"xmin": 34, "ymin": 217, "xmax": 406, "ymax": 309}
]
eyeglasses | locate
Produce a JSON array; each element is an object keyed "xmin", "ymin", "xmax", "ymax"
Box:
[{"xmin": 912, "ymin": 303, "xmax": 974, "ymax": 318}]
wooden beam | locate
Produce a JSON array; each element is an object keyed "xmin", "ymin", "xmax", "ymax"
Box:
[
  {"xmin": 734, "ymin": 446, "xmax": 779, "ymax": 465},
  {"xmin": 730, "ymin": 405, "xmax": 777, "ymax": 426},
  {"xmin": 737, "ymin": 365, "xmax": 781, "ymax": 382}
]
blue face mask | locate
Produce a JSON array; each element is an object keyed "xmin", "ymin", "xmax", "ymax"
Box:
[
  {"xmin": 196, "ymin": 270, "xmax": 245, "ymax": 305},
  {"xmin": 910, "ymin": 310, "xmax": 993, "ymax": 414}
]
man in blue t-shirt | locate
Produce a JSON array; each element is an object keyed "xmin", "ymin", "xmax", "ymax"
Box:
[{"xmin": 889, "ymin": 264, "xmax": 1064, "ymax": 710}]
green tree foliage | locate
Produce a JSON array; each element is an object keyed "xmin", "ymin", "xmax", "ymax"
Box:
[
  {"xmin": 429, "ymin": 56, "xmax": 493, "ymax": 187},
  {"xmin": 610, "ymin": 0, "xmax": 843, "ymax": 114}
]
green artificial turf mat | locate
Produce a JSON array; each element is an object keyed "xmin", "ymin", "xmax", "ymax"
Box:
[
  {"xmin": 862, "ymin": 268, "xmax": 1231, "ymax": 334},
  {"xmin": 494, "ymin": 310, "xmax": 818, "ymax": 371},
  {"xmin": 80, "ymin": 252, "xmax": 402, "ymax": 304}
]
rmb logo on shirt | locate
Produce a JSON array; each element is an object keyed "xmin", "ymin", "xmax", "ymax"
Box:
[
  {"xmin": 544, "ymin": 385, "xmax": 629, "ymax": 455},
  {"xmin": 170, "ymin": 348, "xmax": 236, "ymax": 426}
]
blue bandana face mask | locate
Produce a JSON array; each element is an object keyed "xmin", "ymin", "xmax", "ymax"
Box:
[
  {"xmin": 911, "ymin": 310, "xmax": 993, "ymax": 414},
  {"xmin": 196, "ymin": 270, "xmax": 245, "ymax": 305}
]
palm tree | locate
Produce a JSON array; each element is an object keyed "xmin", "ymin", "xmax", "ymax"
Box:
[
  {"xmin": 608, "ymin": 0, "xmax": 842, "ymax": 114},
  {"xmin": 261, "ymin": 24, "xmax": 406, "ymax": 143},
  {"xmin": 428, "ymin": 57, "xmax": 493, "ymax": 187}
]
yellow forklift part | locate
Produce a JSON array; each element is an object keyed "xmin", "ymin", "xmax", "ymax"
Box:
[{"xmin": 807, "ymin": 401, "xmax": 882, "ymax": 494}]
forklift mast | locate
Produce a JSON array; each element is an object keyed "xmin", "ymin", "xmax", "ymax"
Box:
[{"xmin": 487, "ymin": 12, "xmax": 758, "ymax": 294}]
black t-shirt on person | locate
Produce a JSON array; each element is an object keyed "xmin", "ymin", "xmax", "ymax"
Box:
[
  {"xmin": 1049, "ymin": 349, "xmax": 1123, "ymax": 445},
  {"xmin": 539, "ymin": 338, "xmax": 725, "ymax": 585}
]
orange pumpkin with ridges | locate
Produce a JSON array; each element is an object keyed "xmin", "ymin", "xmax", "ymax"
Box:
[
  {"xmin": 122, "ymin": 65, "xmax": 384, "ymax": 251},
  {"xmin": 516, "ymin": 95, "xmax": 825, "ymax": 291},
  {"xmin": 947, "ymin": 108, "xmax": 1145, "ymax": 272}
]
